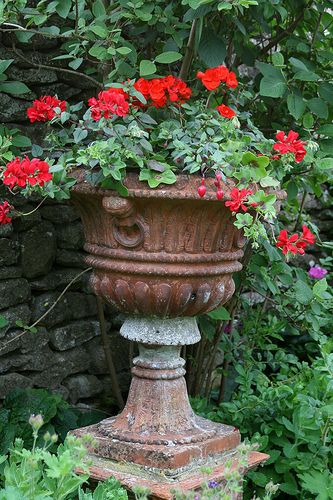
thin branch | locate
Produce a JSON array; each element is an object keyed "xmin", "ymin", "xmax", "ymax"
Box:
[
  {"xmin": 96, "ymin": 297, "xmax": 124, "ymax": 409},
  {"xmin": 0, "ymin": 267, "xmax": 92, "ymax": 353},
  {"xmin": 12, "ymin": 43, "xmax": 103, "ymax": 89},
  {"xmin": 179, "ymin": 19, "xmax": 197, "ymax": 82},
  {"xmin": 260, "ymin": 2, "xmax": 314, "ymax": 55}
]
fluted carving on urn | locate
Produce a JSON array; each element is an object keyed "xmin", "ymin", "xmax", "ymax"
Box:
[{"xmin": 72, "ymin": 174, "xmax": 244, "ymax": 317}]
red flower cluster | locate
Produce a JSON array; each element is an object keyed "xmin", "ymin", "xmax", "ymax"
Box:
[
  {"xmin": 88, "ymin": 88, "xmax": 129, "ymax": 121},
  {"xmin": 134, "ymin": 75, "xmax": 192, "ymax": 108},
  {"xmin": 27, "ymin": 95, "xmax": 67, "ymax": 123},
  {"xmin": 216, "ymin": 104, "xmax": 236, "ymax": 119},
  {"xmin": 276, "ymin": 225, "xmax": 315, "ymax": 255},
  {"xmin": 3, "ymin": 157, "xmax": 52, "ymax": 189},
  {"xmin": 197, "ymin": 66, "xmax": 238, "ymax": 91},
  {"xmin": 225, "ymin": 188, "xmax": 253, "ymax": 212},
  {"xmin": 0, "ymin": 201, "xmax": 12, "ymax": 225},
  {"xmin": 273, "ymin": 130, "xmax": 307, "ymax": 163}
]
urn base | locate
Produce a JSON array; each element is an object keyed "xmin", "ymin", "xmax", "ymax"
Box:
[
  {"xmin": 76, "ymin": 448, "xmax": 268, "ymax": 499},
  {"xmin": 73, "ymin": 415, "xmax": 240, "ymax": 470}
]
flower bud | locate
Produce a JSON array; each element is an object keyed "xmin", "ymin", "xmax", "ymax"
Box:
[
  {"xmin": 216, "ymin": 189, "xmax": 224, "ymax": 200},
  {"xmin": 29, "ymin": 414, "xmax": 44, "ymax": 431},
  {"xmin": 197, "ymin": 178, "xmax": 206, "ymax": 198}
]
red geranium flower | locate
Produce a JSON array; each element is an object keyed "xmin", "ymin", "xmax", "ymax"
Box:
[
  {"xmin": 276, "ymin": 230, "xmax": 299, "ymax": 255},
  {"xmin": 226, "ymin": 71, "xmax": 238, "ymax": 89},
  {"xmin": 197, "ymin": 65, "xmax": 238, "ymax": 91},
  {"xmin": 88, "ymin": 87, "xmax": 129, "ymax": 121},
  {"xmin": 273, "ymin": 130, "xmax": 307, "ymax": 163},
  {"xmin": 27, "ymin": 95, "xmax": 67, "ymax": 123},
  {"xmin": 0, "ymin": 201, "xmax": 12, "ymax": 225},
  {"xmin": 225, "ymin": 187, "xmax": 252, "ymax": 212},
  {"xmin": 216, "ymin": 104, "xmax": 236, "ymax": 119},
  {"xmin": 133, "ymin": 76, "xmax": 191, "ymax": 108},
  {"xmin": 276, "ymin": 225, "xmax": 316, "ymax": 256},
  {"xmin": 3, "ymin": 157, "xmax": 52, "ymax": 189}
]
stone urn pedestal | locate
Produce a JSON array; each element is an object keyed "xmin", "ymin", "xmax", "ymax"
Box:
[{"xmin": 71, "ymin": 174, "xmax": 268, "ymax": 498}]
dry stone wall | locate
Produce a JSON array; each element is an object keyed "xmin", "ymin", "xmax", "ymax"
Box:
[{"xmin": 0, "ymin": 33, "xmax": 130, "ymax": 405}]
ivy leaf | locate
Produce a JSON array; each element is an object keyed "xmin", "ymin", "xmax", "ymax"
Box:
[
  {"xmin": 155, "ymin": 51, "xmax": 182, "ymax": 64},
  {"xmin": 73, "ymin": 128, "xmax": 88, "ymax": 144},
  {"xmin": 139, "ymin": 60, "xmax": 157, "ymax": 77}
]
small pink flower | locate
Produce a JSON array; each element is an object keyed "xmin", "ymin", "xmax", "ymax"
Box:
[{"xmin": 308, "ymin": 266, "xmax": 328, "ymax": 280}]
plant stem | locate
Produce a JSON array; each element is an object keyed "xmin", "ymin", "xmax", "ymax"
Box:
[
  {"xmin": 294, "ymin": 189, "xmax": 307, "ymax": 231},
  {"xmin": 96, "ymin": 297, "xmax": 125, "ymax": 409},
  {"xmin": 179, "ymin": 19, "xmax": 197, "ymax": 82}
]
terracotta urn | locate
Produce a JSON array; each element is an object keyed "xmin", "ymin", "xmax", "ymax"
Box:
[{"xmin": 71, "ymin": 173, "xmax": 267, "ymax": 498}]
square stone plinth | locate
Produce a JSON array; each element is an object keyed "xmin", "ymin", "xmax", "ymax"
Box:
[
  {"xmin": 79, "ymin": 450, "xmax": 268, "ymax": 499},
  {"xmin": 73, "ymin": 418, "xmax": 241, "ymax": 470}
]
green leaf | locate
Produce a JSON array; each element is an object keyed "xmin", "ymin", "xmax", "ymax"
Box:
[
  {"xmin": 317, "ymin": 124, "xmax": 333, "ymax": 137},
  {"xmin": 68, "ymin": 58, "xmax": 83, "ymax": 70},
  {"xmin": 116, "ymin": 47, "xmax": 132, "ymax": 55},
  {"xmin": 56, "ymin": 0, "xmax": 71, "ymax": 18},
  {"xmin": 289, "ymin": 57, "xmax": 308, "ymax": 71},
  {"xmin": 73, "ymin": 128, "xmax": 88, "ymax": 143},
  {"xmin": 208, "ymin": 306, "xmax": 231, "ymax": 320},
  {"xmin": 257, "ymin": 63, "xmax": 287, "ymax": 98},
  {"xmin": 303, "ymin": 112, "xmax": 314, "ymax": 129},
  {"xmin": 319, "ymin": 82, "xmax": 333, "ymax": 102},
  {"xmin": 287, "ymin": 181, "xmax": 298, "ymax": 201},
  {"xmin": 287, "ymin": 94, "xmax": 306, "ymax": 120},
  {"xmin": 313, "ymin": 278, "xmax": 328, "ymax": 298},
  {"xmin": 198, "ymin": 29, "xmax": 226, "ymax": 67},
  {"xmin": 155, "ymin": 51, "xmax": 183, "ymax": 64},
  {"xmin": 90, "ymin": 25, "xmax": 108, "ymax": 38},
  {"xmin": 31, "ymin": 144, "xmax": 44, "ymax": 157},
  {"xmin": 0, "ymin": 81, "xmax": 30, "ymax": 94},
  {"xmin": 139, "ymin": 60, "xmax": 157, "ymax": 77},
  {"xmin": 0, "ymin": 59, "xmax": 14, "ymax": 74},
  {"xmin": 293, "ymin": 281, "xmax": 313, "ymax": 305},
  {"xmin": 272, "ymin": 52, "xmax": 284, "ymax": 66},
  {"xmin": 260, "ymin": 176, "xmax": 280, "ymax": 187},
  {"xmin": 307, "ymin": 98, "xmax": 328, "ymax": 119},
  {"xmin": 316, "ymin": 157, "xmax": 333, "ymax": 170},
  {"xmin": 0, "ymin": 316, "xmax": 8, "ymax": 329},
  {"xmin": 293, "ymin": 70, "xmax": 320, "ymax": 81},
  {"xmin": 92, "ymin": 0, "xmax": 106, "ymax": 17},
  {"xmin": 11, "ymin": 135, "xmax": 31, "ymax": 147}
]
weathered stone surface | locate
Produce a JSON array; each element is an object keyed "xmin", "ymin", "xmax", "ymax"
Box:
[
  {"xmin": 31, "ymin": 291, "xmax": 97, "ymax": 328},
  {"xmin": 0, "ymin": 224, "xmax": 13, "ymax": 238},
  {"xmin": 20, "ymin": 221, "xmax": 56, "ymax": 278},
  {"xmin": 7, "ymin": 66, "xmax": 58, "ymax": 84},
  {"xmin": 56, "ymin": 249, "xmax": 87, "ymax": 268},
  {"xmin": 0, "ymin": 278, "xmax": 30, "ymax": 310},
  {"xmin": 0, "ymin": 373, "xmax": 33, "ymax": 399},
  {"xmin": 64, "ymin": 374, "xmax": 103, "ymax": 403},
  {"xmin": 13, "ymin": 204, "xmax": 42, "ymax": 232},
  {"xmin": 38, "ymin": 83, "xmax": 82, "ymax": 100},
  {"xmin": 0, "ymin": 93, "xmax": 30, "ymax": 122},
  {"xmin": 86, "ymin": 332, "xmax": 130, "ymax": 375},
  {"xmin": 30, "ymin": 347, "xmax": 90, "ymax": 388},
  {"xmin": 0, "ymin": 239, "xmax": 19, "ymax": 266},
  {"xmin": 1, "ymin": 31, "xmax": 59, "ymax": 50},
  {"xmin": 0, "ymin": 327, "xmax": 49, "ymax": 356},
  {"xmin": 55, "ymin": 222, "xmax": 84, "ymax": 250},
  {"xmin": 0, "ymin": 266, "xmax": 22, "ymax": 280},
  {"xmin": 0, "ymin": 304, "xmax": 31, "ymax": 337},
  {"xmin": 40, "ymin": 204, "xmax": 79, "ymax": 224},
  {"xmin": 30, "ymin": 268, "xmax": 90, "ymax": 291},
  {"xmin": 50, "ymin": 320, "xmax": 100, "ymax": 351}
]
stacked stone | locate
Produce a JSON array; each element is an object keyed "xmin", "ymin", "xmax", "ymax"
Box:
[{"xmin": 0, "ymin": 187, "xmax": 129, "ymax": 404}]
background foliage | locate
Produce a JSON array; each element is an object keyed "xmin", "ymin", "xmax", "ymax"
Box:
[{"xmin": 0, "ymin": 1, "xmax": 333, "ymax": 499}]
